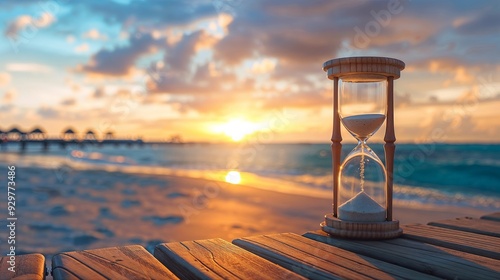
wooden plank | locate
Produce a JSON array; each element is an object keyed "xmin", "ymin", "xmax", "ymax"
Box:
[
  {"xmin": 481, "ymin": 212, "xmax": 500, "ymax": 222},
  {"xmin": 52, "ymin": 245, "xmax": 178, "ymax": 279},
  {"xmin": 428, "ymin": 217, "xmax": 500, "ymax": 237},
  {"xmin": 154, "ymin": 238, "xmax": 304, "ymax": 280},
  {"xmin": 305, "ymin": 230, "xmax": 500, "ymax": 279},
  {"xmin": 234, "ymin": 233, "xmax": 438, "ymax": 280},
  {"xmin": 402, "ymin": 224, "xmax": 500, "ymax": 259},
  {"xmin": 0, "ymin": 253, "xmax": 45, "ymax": 280}
]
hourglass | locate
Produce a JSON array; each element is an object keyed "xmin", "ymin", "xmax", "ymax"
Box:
[{"xmin": 321, "ymin": 57, "xmax": 405, "ymax": 239}]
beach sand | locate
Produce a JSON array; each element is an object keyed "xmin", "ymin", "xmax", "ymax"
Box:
[{"xmin": 2, "ymin": 166, "xmax": 491, "ymax": 258}]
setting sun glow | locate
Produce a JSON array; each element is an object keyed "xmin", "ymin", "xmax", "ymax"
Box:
[
  {"xmin": 216, "ymin": 119, "xmax": 259, "ymax": 141},
  {"xmin": 225, "ymin": 171, "xmax": 241, "ymax": 184}
]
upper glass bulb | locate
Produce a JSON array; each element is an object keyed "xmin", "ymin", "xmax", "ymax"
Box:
[{"xmin": 339, "ymin": 75, "xmax": 387, "ymax": 142}]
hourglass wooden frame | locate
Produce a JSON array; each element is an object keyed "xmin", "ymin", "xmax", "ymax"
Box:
[{"xmin": 322, "ymin": 57, "xmax": 405, "ymax": 239}]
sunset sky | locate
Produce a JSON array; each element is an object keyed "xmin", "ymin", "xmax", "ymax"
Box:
[{"xmin": 1, "ymin": 0, "xmax": 499, "ymax": 143}]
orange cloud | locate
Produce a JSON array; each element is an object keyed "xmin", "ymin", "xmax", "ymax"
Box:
[
  {"xmin": 3, "ymin": 89, "xmax": 17, "ymax": 103},
  {"xmin": 75, "ymin": 43, "xmax": 89, "ymax": 53},
  {"xmin": 82, "ymin": 29, "xmax": 108, "ymax": 40},
  {"xmin": 0, "ymin": 73, "xmax": 11, "ymax": 87},
  {"xmin": 251, "ymin": 58, "xmax": 277, "ymax": 74},
  {"xmin": 4, "ymin": 13, "xmax": 55, "ymax": 38},
  {"xmin": 6, "ymin": 63, "xmax": 53, "ymax": 73},
  {"xmin": 454, "ymin": 67, "xmax": 474, "ymax": 84}
]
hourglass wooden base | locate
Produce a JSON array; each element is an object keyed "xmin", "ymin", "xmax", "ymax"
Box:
[{"xmin": 321, "ymin": 214, "xmax": 402, "ymax": 240}]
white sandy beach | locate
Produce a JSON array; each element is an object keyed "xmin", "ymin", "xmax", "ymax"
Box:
[{"xmin": 2, "ymin": 165, "xmax": 491, "ymax": 259}]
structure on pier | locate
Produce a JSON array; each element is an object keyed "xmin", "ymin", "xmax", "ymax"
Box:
[
  {"xmin": 7, "ymin": 127, "xmax": 25, "ymax": 141},
  {"xmin": 84, "ymin": 129, "xmax": 97, "ymax": 141},
  {"xmin": 104, "ymin": 130, "xmax": 115, "ymax": 140},
  {"xmin": 29, "ymin": 127, "xmax": 47, "ymax": 140},
  {"xmin": 62, "ymin": 128, "xmax": 77, "ymax": 140}
]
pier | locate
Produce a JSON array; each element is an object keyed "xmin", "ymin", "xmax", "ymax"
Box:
[
  {"xmin": 0, "ymin": 138, "xmax": 146, "ymax": 152},
  {"xmin": 2, "ymin": 212, "xmax": 499, "ymax": 279},
  {"xmin": 0, "ymin": 126, "xmax": 163, "ymax": 152}
]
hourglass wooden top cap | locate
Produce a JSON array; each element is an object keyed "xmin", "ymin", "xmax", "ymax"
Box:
[{"xmin": 323, "ymin": 56, "xmax": 405, "ymax": 81}]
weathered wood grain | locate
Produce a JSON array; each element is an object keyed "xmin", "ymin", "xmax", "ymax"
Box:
[
  {"xmin": 481, "ymin": 212, "xmax": 500, "ymax": 222},
  {"xmin": 52, "ymin": 245, "xmax": 178, "ymax": 279},
  {"xmin": 0, "ymin": 253, "xmax": 45, "ymax": 280},
  {"xmin": 234, "ymin": 233, "xmax": 438, "ymax": 279},
  {"xmin": 305, "ymin": 230, "xmax": 500, "ymax": 279},
  {"xmin": 154, "ymin": 238, "xmax": 304, "ymax": 280},
  {"xmin": 428, "ymin": 217, "xmax": 500, "ymax": 237},
  {"xmin": 402, "ymin": 224, "xmax": 500, "ymax": 259}
]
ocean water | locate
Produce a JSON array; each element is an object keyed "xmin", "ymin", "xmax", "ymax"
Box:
[{"xmin": 0, "ymin": 142, "xmax": 499, "ymax": 210}]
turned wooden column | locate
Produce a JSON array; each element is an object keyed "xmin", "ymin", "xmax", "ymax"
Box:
[
  {"xmin": 384, "ymin": 76, "xmax": 395, "ymax": 221},
  {"xmin": 331, "ymin": 77, "xmax": 342, "ymax": 217}
]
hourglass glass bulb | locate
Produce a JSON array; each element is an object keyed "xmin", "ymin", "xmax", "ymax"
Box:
[{"xmin": 338, "ymin": 143, "xmax": 387, "ymax": 222}]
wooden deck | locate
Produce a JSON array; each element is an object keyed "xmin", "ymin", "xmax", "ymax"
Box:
[{"xmin": 2, "ymin": 212, "xmax": 499, "ymax": 279}]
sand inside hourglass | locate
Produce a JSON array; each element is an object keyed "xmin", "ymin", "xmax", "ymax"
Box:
[
  {"xmin": 338, "ymin": 191, "xmax": 386, "ymax": 222},
  {"xmin": 341, "ymin": 113, "xmax": 385, "ymax": 139}
]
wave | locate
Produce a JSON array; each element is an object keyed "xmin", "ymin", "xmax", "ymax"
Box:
[{"xmin": 1, "ymin": 146, "xmax": 498, "ymax": 211}]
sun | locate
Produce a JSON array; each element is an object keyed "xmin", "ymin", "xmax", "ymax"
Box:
[
  {"xmin": 225, "ymin": 171, "xmax": 241, "ymax": 184},
  {"xmin": 219, "ymin": 119, "xmax": 258, "ymax": 141}
]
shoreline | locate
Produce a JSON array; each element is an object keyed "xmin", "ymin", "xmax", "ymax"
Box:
[{"xmin": 0, "ymin": 165, "xmax": 494, "ymax": 257}]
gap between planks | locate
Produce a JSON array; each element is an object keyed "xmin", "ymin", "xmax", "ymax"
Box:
[{"xmin": 428, "ymin": 217, "xmax": 500, "ymax": 237}]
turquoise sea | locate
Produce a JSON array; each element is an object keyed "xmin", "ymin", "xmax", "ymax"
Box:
[{"xmin": 1, "ymin": 142, "xmax": 498, "ymax": 210}]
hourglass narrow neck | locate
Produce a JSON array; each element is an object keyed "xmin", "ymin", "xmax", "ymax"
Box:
[
  {"xmin": 354, "ymin": 139, "xmax": 371, "ymax": 157},
  {"xmin": 357, "ymin": 139, "xmax": 368, "ymax": 146}
]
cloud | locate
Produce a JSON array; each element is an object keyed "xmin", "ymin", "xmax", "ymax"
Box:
[
  {"xmin": 77, "ymin": 32, "xmax": 161, "ymax": 77},
  {"xmin": 262, "ymin": 91, "xmax": 330, "ymax": 110},
  {"xmin": 75, "ymin": 43, "xmax": 89, "ymax": 53},
  {"xmin": 3, "ymin": 89, "xmax": 17, "ymax": 103},
  {"xmin": 147, "ymin": 61, "xmax": 236, "ymax": 95},
  {"xmin": 82, "ymin": 29, "xmax": 107, "ymax": 40},
  {"xmin": 148, "ymin": 2, "xmax": 378, "ymax": 112},
  {"xmin": 395, "ymin": 92, "xmax": 412, "ymax": 108},
  {"xmin": 93, "ymin": 87, "xmax": 106, "ymax": 98},
  {"xmin": 66, "ymin": 35, "xmax": 76, "ymax": 43},
  {"xmin": 60, "ymin": 98, "xmax": 76, "ymax": 106},
  {"xmin": 251, "ymin": 58, "xmax": 277, "ymax": 74},
  {"xmin": 213, "ymin": 29, "xmax": 255, "ymax": 65},
  {"xmin": 212, "ymin": 0, "xmax": 498, "ymax": 86},
  {"xmin": 454, "ymin": 67, "xmax": 475, "ymax": 84},
  {"xmin": 170, "ymin": 91, "xmax": 255, "ymax": 115},
  {"xmin": 0, "ymin": 73, "xmax": 11, "ymax": 87},
  {"xmin": 1, "ymin": 0, "xmax": 498, "ymax": 143},
  {"xmin": 455, "ymin": 9, "xmax": 500, "ymax": 35},
  {"xmin": 4, "ymin": 13, "xmax": 55, "ymax": 38},
  {"xmin": 164, "ymin": 30, "xmax": 208, "ymax": 74},
  {"xmin": 213, "ymin": 1, "xmax": 414, "ymax": 66},
  {"xmin": 63, "ymin": 78, "xmax": 81, "ymax": 92},
  {"xmin": 6, "ymin": 63, "xmax": 53, "ymax": 73},
  {"xmin": 146, "ymin": 31, "xmax": 228, "ymax": 96},
  {"xmin": 37, "ymin": 106, "xmax": 60, "ymax": 119},
  {"xmin": 0, "ymin": 104, "xmax": 14, "ymax": 113}
]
